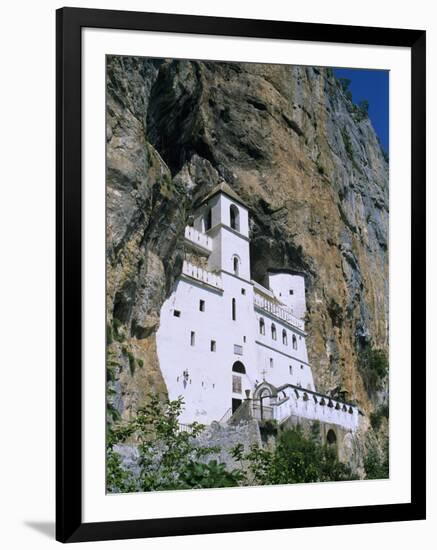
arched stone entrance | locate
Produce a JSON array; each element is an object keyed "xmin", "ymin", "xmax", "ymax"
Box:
[{"xmin": 326, "ymin": 429, "xmax": 337, "ymax": 448}]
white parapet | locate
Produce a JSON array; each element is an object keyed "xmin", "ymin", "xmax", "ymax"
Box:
[
  {"xmin": 254, "ymin": 291, "xmax": 305, "ymax": 331},
  {"xmin": 182, "ymin": 260, "xmax": 223, "ymax": 290},
  {"xmin": 271, "ymin": 388, "xmax": 360, "ymax": 432},
  {"xmin": 184, "ymin": 226, "xmax": 213, "ymax": 252}
]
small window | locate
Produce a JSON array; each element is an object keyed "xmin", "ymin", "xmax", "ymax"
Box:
[
  {"xmin": 243, "ymin": 336, "xmax": 246, "ymax": 343},
  {"xmin": 234, "ymin": 344, "xmax": 243, "ymax": 356},
  {"xmin": 271, "ymin": 323, "xmax": 277, "ymax": 340},
  {"xmin": 259, "ymin": 317, "xmax": 265, "ymax": 335},
  {"xmin": 270, "ymin": 358, "xmax": 274, "ymax": 368},
  {"xmin": 190, "ymin": 331, "xmax": 195, "ymax": 346},
  {"xmin": 289, "ymin": 365, "xmax": 293, "ymax": 375},
  {"xmin": 300, "ymin": 364, "xmax": 304, "ymax": 370},
  {"xmin": 282, "ymin": 329, "xmax": 288, "ymax": 345},
  {"xmin": 205, "ymin": 209, "xmax": 212, "ymax": 231},
  {"xmin": 230, "ymin": 204, "xmax": 240, "ymax": 231},
  {"xmin": 210, "ymin": 340, "xmax": 216, "ymax": 352},
  {"xmin": 241, "ymin": 288, "xmax": 246, "ymax": 295},
  {"xmin": 232, "ymin": 298, "xmax": 236, "ymax": 321},
  {"xmin": 199, "ymin": 300, "xmax": 205, "ymax": 312},
  {"xmin": 289, "ymin": 289, "xmax": 294, "ymax": 295},
  {"xmin": 233, "ymin": 256, "xmax": 240, "ymax": 276},
  {"xmin": 173, "ymin": 310, "xmax": 181, "ymax": 317},
  {"xmin": 292, "ymin": 335, "xmax": 297, "ymax": 350}
]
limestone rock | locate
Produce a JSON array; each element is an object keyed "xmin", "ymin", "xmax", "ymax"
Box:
[{"xmin": 106, "ymin": 57, "xmax": 389, "ymax": 451}]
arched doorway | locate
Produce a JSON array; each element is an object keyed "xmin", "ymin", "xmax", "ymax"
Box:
[
  {"xmin": 259, "ymin": 388, "xmax": 272, "ymax": 420},
  {"xmin": 326, "ymin": 430, "xmax": 337, "ymax": 447},
  {"xmin": 232, "ymin": 361, "xmax": 246, "ymax": 413}
]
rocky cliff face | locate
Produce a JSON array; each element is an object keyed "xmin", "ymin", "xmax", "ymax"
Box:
[{"xmin": 106, "ymin": 56, "xmax": 388, "ymax": 434}]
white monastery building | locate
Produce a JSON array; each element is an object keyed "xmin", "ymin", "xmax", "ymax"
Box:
[{"xmin": 156, "ymin": 183, "xmax": 360, "ymax": 433}]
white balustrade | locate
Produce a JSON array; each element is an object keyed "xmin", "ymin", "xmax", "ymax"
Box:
[
  {"xmin": 254, "ymin": 291, "xmax": 305, "ymax": 331},
  {"xmin": 267, "ymin": 387, "xmax": 359, "ymax": 431},
  {"xmin": 182, "ymin": 260, "xmax": 223, "ymax": 290},
  {"xmin": 184, "ymin": 226, "xmax": 212, "ymax": 251}
]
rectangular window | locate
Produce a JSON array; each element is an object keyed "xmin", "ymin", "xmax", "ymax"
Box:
[
  {"xmin": 270, "ymin": 358, "xmax": 274, "ymax": 368},
  {"xmin": 190, "ymin": 331, "xmax": 195, "ymax": 346},
  {"xmin": 210, "ymin": 340, "xmax": 216, "ymax": 352},
  {"xmin": 199, "ymin": 300, "xmax": 205, "ymax": 312},
  {"xmin": 289, "ymin": 365, "xmax": 293, "ymax": 375},
  {"xmin": 241, "ymin": 288, "xmax": 246, "ymax": 295},
  {"xmin": 289, "ymin": 289, "xmax": 294, "ymax": 295},
  {"xmin": 243, "ymin": 336, "xmax": 246, "ymax": 343},
  {"xmin": 232, "ymin": 375, "xmax": 242, "ymax": 394},
  {"xmin": 234, "ymin": 344, "xmax": 243, "ymax": 356},
  {"xmin": 173, "ymin": 310, "xmax": 181, "ymax": 317}
]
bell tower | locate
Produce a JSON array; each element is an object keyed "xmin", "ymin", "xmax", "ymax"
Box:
[{"xmin": 193, "ymin": 182, "xmax": 251, "ymax": 281}]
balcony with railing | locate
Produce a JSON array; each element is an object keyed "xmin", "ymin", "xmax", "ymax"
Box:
[
  {"xmin": 184, "ymin": 226, "xmax": 212, "ymax": 252},
  {"xmin": 254, "ymin": 290, "xmax": 305, "ymax": 331},
  {"xmin": 182, "ymin": 260, "xmax": 223, "ymax": 290}
]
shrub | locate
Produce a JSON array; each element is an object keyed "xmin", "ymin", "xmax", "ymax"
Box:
[
  {"xmin": 364, "ymin": 438, "xmax": 389, "ymax": 480},
  {"xmin": 106, "ymin": 395, "xmax": 242, "ymax": 492},
  {"xmin": 370, "ymin": 404, "xmax": 389, "ymax": 431},
  {"xmin": 359, "ymin": 347, "xmax": 389, "ymax": 395},
  {"xmin": 232, "ymin": 425, "xmax": 355, "ymax": 485}
]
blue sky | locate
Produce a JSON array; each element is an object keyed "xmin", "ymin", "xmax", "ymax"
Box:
[{"xmin": 333, "ymin": 68, "xmax": 389, "ymax": 154}]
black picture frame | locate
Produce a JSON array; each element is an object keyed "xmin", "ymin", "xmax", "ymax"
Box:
[{"xmin": 56, "ymin": 6, "xmax": 426, "ymax": 543}]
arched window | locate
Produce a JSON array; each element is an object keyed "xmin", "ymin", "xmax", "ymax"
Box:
[
  {"xmin": 282, "ymin": 329, "xmax": 287, "ymax": 345},
  {"xmin": 232, "ymin": 298, "xmax": 236, "ymax": 321},
  {"xmin": 233, "ymin": 256, "xmax": 240, "ymax": 276},
  {"xmin": 259, "ymin": 317, "xmax": 265, "ymax": 335},
  {"xmin": 230, "ymin": 204, "xmax": 240, "ymax": 231},
  {"xmin": 232, "ymin": 361, "xmax": 246, "ymax": 374},
  {"xmin": 292, "ymin": 335, "xmax": 297, "ymax": 350},
  {"xmin": 232, "ymin": 361, "xmax": 245, "ymax": 397},
  {"xmin": 271, "ymin": 323, "xmax": 277, "ymax": 340}
]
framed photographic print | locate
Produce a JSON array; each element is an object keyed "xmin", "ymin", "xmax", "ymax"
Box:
[{"xmin": 56, "ymin": 7, "xmax": 426, "ymax": 543}]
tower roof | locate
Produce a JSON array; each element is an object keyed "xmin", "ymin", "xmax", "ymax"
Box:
[{"xmin": 196, "ymin": 181, "xmax": 248, "ymax": 209}]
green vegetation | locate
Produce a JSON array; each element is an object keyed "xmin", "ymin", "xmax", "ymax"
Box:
[
  {"xmin": 112, "ymin": 318, "xmax": 125, "ymax": 343},
  {"xmin": 232, "ymin": 425, "xmax": 355, "ymax": 485},
  {"xmin": 359, "ymin": 347, "xmax": 389, "ymax": 395},
  {"xmin": 337, "ymin": 78, "xmax": 369, "ymax": 121},
  {"xmin": 370, "ymin": 403, "xmax": 389, "ymax": 431},
  {"xmin": 107, "ymin": 395, "xmax": 243, "ymax": 492},
  {"xmin": 364, "ymin": 437, "xmax": 389, "ymax": 480},
  {"xmin": 355, "ymin": 99, "xmax": 369, "ymax": 121},
  {"xmin": 127, "ymin": 350, "xmax": 136, "ymax": 376},
  {"xmin": 341, "ymin": 128, "xmax": 354, "ymax": 161},
  {"xmin": 107, "ymin": 395, "xmax": 356, "ymax": 493}
]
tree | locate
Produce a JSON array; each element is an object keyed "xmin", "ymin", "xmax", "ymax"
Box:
[
  {"xmin": 339, "ymin": 77, "xmax": 352, "ymax": 93},
  {"xmin": 358, "ymin": 99, "xmax": 369, "ymax": 115},
  {"xmin": 107, "ymin": 394, "xmax": 242, "ymax": 492},
  {"xmin": 232, "ymin": 425, "xmax": 355, "ymax": 486}
]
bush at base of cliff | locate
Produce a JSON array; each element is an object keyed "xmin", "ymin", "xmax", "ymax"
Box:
[
  {"xmin": 106, "ymin": 394, "xmax": 243, "ymax": 492},
  {"xmin": 359, "ymin": 347, "xmax": 389, "ymax": 395},
  {"xmin": 232, "ymin": 425, "xmax": 357, "ymax": 485},
  {"xmin": 364, "ymin": 437, "xmax": 389, "ymax": 480}
]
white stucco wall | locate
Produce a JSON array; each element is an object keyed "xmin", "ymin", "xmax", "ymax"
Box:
[
  {"xmin": 156, "ymin": 272, "xmax": 258, "ymax": 424},
  {"xmin": 268, "ymin": 272, "xmax": 307, "ymax": 319},
  {"xmin": 156, "ymin": 189, "xmax": 358, "ymax": 431}
]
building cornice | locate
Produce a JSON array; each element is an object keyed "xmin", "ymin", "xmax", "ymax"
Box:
[
  {"xmin": 206, "ymin": 223, "xmax": 250, "ymax": 242},
  {"xmin": 221, "ymin": 269, "xmax": 253, "ymax": 285},
  {"xmin": 255, "ymin": 339, "xmax": 310, "ymax": 366}
]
